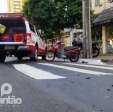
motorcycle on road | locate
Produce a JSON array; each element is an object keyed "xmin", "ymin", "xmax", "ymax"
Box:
[{"xmin": 46, "ymin": 41, "xmax": 80, "ymax": 62}]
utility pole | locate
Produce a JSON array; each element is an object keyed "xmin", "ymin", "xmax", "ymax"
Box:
[
  {"xmin": 82, "ymin": 0, "xmax": 92, "ymax": 58},
  {"xmin": 82, "ymin": 0, "xmax": 87, "ymax": 58}
]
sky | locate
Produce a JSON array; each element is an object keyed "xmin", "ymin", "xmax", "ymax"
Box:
[{"xmin": 0, "ymin": 0, "xmax": 8, "ymax": 13}]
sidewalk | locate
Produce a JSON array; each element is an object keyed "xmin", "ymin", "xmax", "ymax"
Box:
[
  {"xmin": 96, "ymin": 54, "xmax": 113, "ymax": 63},
  {"xmin": 42, "ymin": 54, "xmax": 113, "ymax": 65},
  {"xmin": 54, "ymin": 58, "xmax": 105, "ymax": 65},
  {"xmin": 79, "ymin": 54, "xmax": 113, "ymax": 65}
]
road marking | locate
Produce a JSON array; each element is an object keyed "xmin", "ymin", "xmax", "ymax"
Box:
[
  {"xmin": 13, "ymin": 64, "xmax": 66, "ymax": 80},
  {"xmin": 39, "ymin": 63, "xmax": 112, "ymax": 76},
  {"xmin": 64, "ymin": 63, "xmax": 113, "ymax": 70}
]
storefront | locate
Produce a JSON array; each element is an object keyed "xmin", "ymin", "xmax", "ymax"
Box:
[{"xmin": 94, "ymin": 7, "xmax": 113, "ymax": 54}]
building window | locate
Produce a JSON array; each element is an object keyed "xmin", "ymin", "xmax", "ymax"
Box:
[{"xmin": 95, "ymin": 0, "xmax": 101, "ymax": 6}]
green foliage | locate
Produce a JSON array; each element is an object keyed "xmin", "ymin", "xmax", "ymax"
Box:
[{"xmin": 23, "ymin": 0, "xmax": 82, "ymax": 39}]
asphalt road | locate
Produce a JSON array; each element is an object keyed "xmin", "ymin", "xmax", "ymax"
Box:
[{"xmin": 0, "ymin": 57, "xmax": 113, "ymax": 112}]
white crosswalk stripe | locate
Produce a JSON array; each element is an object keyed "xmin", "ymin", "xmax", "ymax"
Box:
[
  {"xmin": 13, "ymin": 62, "xmax": 113, "ymax": 80},
  {"xmin": 13, "ymin": 64, "xmax": 66, "ymax": 80},
  {"xmin": 39, "ymin": 63, "xmax": 112, "ymax": 76},
  {"xmin": 64, "ymin": 63, "xmax": 113, "ymax": 70}
]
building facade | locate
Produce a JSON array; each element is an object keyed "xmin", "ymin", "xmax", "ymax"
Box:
[
  {"xmin": 7, "ymin": 0, "xmax": 26, "ymax": 13},
  {"xmin": 92, "ymin": 0, "xmax": 113, "ymax": 14},
  {"xmin": 92, "ymin": 0, "xmax": 113, "ymax": 54}
]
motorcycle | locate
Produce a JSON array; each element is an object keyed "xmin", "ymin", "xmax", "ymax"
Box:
[
  {"xmin": 92, "ymin": 42, "xmax": 100, "ymax": 57},
  {"xmin": 72, "ymin": 41, "xmax": 100, "ymax": 58},
  {"xmin": 46, "ymin": 41, "xmax": 80, "ymax": 62}
]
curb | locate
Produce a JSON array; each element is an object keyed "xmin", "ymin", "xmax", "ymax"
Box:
[
  {"xmin": 79, "ymin": 59, "xmax": 105, "ymax": 65},
  {"xmin": 101, "ymin": 59, "xmax": 113, "ymax": 63}
]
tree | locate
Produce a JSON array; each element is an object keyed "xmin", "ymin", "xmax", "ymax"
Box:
[{"xmin": 23, "ymin": 0, "xmax": 82, "ymax": 39}]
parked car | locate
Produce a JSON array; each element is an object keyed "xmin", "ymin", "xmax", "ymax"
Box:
[{"xmin": 0, "ymin": 13, "xmax": 46, "ymax": 63}]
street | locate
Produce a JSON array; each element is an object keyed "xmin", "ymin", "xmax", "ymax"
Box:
[{"xmin": 0, "ymin": 58, "xmax": 113, "ymax": 112}]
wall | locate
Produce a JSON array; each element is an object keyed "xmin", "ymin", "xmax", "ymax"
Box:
[
  {"xmin": 7, "ymin": 0, "xmax": 26, "ymax": 13},
  {"xmin": 91, "ymin": 0, "xmax": 113, "ymax": 14}
]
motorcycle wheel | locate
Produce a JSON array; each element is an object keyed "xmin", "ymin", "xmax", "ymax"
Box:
[
  {"xmin": 92, "ymin": 48, "xmax": 100, "ymax": 58},
  {"xmin": 46, "ymin": 51, "xmax": 55, "ymax": 61},
  {"xmin": 69, "ymin": 55, "xmax": 79, "ymax": 62}
]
